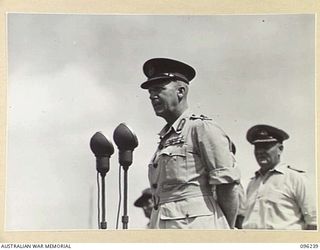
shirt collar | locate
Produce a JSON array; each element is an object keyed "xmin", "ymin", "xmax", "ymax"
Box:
[
  {"xmin": 158, "ymin": 109, "xmax": 193, "ymax": 139},
  {"xmin": 251, "ymin": 162, "xmax": 287, "ymax": 179}
]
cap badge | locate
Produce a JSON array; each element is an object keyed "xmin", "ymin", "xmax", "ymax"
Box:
[{"xmin": 259, "ymin": 130, "xmax": 268, "ymax": 136}]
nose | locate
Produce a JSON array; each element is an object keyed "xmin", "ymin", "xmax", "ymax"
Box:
[
  {"xmin": 149, "ymin": 90, "xmax": 158, "ymax": 100},
  {"xmin": 255, "ymin": 147, "xmax": 266, "ymax": 155},
  {"xmin": 142, "ymin": 206, "xmax": 149, "ymax": 211}
]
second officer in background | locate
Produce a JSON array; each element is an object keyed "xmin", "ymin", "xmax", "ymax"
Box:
[{"xmin": 242, "ymin": 124, "xmax": 317, "ymax": 230}]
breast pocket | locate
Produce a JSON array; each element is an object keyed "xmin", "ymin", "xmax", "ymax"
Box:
[
  {"xmin": 158, "ymin": 144, "xmax": 188, "ymax": 185},
  {"xmin": 265, "ymin": 191, "xmax": 282, "ymax": 204},
  {"xmin": 263, "ymin": 187, "xmax": 290, "ymax": 205},
  {"xmin": 148, "ymin": 163, "xmax": 159, "ymax": 187}
]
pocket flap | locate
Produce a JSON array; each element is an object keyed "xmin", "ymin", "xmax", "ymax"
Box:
[
  {"xmin": 159, "ymin": 197, "xmax": 214, "ymax": 220},
  {"xmin": 160, "ymin": 145, "xmax": 186, "ymax": 157}
]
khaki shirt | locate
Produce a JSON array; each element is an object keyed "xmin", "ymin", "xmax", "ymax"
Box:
[
  {"xmin": 148, "ymin": 110, "xmax": 240, "ymax": 228},
  {"xmin": 243, "ymin": 162, "xmax": 317, "ymax": 230}
]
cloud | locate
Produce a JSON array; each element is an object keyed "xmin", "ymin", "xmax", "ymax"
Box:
[{"xmin": 8, "ymin": 63, "xmax": 118, "ymax": 132}]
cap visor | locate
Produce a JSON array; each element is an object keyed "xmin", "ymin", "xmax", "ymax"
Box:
[
  {"xmin": 252, "ymin": 138, "xmax": 278, "ymax": 144},
  {"xmin": 140, "ymin": 76, "xmax": 172, "ymax": 89},
  {"xmin": 134, "ymin": 195, "xmax": 152, "ymax": 207},
  {"xmin": 134, "ymin": 196, "xmax": 145, "ymax": 207}
]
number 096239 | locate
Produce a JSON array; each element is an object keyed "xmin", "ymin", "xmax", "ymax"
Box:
[{"xmin": 300, "ymin": 244, "xmax": 319, "ymax": 249}]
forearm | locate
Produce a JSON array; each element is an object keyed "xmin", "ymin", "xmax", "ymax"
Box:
[{"xmin": 216, "ymin": 183, "xmax": 239, "ymax": 229}]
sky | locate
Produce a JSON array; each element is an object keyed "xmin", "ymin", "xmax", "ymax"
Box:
[{"xmin": 5, "ymin": 14, "xmax": 315, "ymax": 230}]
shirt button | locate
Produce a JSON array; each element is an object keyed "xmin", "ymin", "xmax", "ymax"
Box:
[
  {"xmin": 152, "ymin": 183, "xmax": 158, "ymax": 189},
  {"xmin": 186, "ymin": 213, "xmax": 189, "ymax": 218}
]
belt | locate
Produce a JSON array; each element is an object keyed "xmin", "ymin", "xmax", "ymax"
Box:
[{"xmin": 152, "ymin": 184, "xmax": 213, "ymax": 209}]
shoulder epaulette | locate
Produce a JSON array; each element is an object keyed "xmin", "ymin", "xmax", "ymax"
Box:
[
  {"xmin": 189, "ymin": 114, "xmax": 212, "ymax": 121},
  {"xmin": 287, "ymin": 166, "xmax": 305, "ymax": 173}
]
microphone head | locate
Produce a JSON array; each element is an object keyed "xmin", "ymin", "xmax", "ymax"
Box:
[
  {"xmin": 113, "ymin": 123, "xmax": 138, "ymax": 151},
  {"xmin": 90, "ymin": 132, "xmax": 115, "ymax": 157}
]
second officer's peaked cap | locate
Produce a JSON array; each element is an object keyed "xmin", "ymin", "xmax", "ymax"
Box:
[
  {"xmin": 134, "ymin": 188, "xmax": 152, "ymax": 207},
  {"xmin": 140, "ymin": 58, "xmax": 196, "ymax": 89},
  {"xmin": 247, "ymin": 124, "xmax": 289, "ymax": 144}
]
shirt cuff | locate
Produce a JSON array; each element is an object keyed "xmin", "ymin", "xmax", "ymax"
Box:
[
  {"xmin": 208, "ymin": 166, "xmax": 240, "ymax": 185},
  {"xmin": 303, "ymin": 211, "xmax": 318, "ymax": 226}
]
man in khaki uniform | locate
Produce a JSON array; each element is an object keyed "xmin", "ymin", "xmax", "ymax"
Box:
[
  {"xmin": 140, "ymin": 58, "xmax": 240, "ymax": 229},
  {"xmin": 242, "ymin": 124, "xmax": 317, "ymax": 230}
]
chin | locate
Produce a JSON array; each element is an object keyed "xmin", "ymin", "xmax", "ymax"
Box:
[
  {"xmin": 259, "ymin": 164, "xmax": 273, "ymax": 171},
  {"xmin": 154, "ymin": 110, "xmax": 165, "ymax": 118}
]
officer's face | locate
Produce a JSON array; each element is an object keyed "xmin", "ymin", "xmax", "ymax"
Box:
[
  {"xmin": 142, "ymin": 198, "xmax": 153, "ymax": 219},
  {"xmin": 148, "ymin": 81, "xmax": 180, "ymax": 119},
  {"xmin": 254, "ymin": 142, "xmax": 283, "ymax": 171}
]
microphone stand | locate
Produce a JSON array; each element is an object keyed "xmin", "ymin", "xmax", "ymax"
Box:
[
  {"xmin": 100, "ymin": 172, "xmax": 107, "ymax": 229},
  {"xmin": 122, "ymin": 165, "xmax": 129, "ymax": 229}
]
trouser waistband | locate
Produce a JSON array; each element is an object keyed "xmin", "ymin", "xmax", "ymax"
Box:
[{"xmin": 154, "ymin": 184, "xmax": 213, "ymax": 205}]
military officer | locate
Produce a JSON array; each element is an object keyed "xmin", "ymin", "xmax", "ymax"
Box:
[
  {"xmin": 140, "ymin": 58, "xmax": 240, "ymax": 229},
  {"xmin": 242, "ymin": 124, "xmax": 317, "ymax": 230},
  {"xmin": 134, "ymin": 188, "xmax": 153, "ymax": 220}
]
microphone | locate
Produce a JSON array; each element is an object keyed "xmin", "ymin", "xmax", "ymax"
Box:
[
  {"xmin": 113, "ymin": 123, "xmax": 138, "ymax": 229},
  {"xmin": 113, "ymin": 123, "xmax": 138, "ymax": 170},
  {"xmin": 90, "ymin": 132, "xmax": 114, "ymax": 177}
]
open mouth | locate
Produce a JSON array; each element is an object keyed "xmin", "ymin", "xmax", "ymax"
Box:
[
  {"xmin": 258, "ymin": 159, "xmax": 268, "ymax": 164},
  {"xmin": 152, "ymin": 100, "xmax": 162, "ymax": 110},
  {"xmin": 256, "ymin": 155, "xmax": 269, "ymax": 164}
]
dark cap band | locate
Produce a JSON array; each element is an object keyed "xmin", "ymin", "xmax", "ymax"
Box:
[{"xmin": 149, "ymin": 72, "xmax": 189, "ymax": 83}]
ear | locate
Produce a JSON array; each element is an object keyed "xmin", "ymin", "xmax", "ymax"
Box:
[
  {"xmin": 177, "ymin": 86, "xmax": 186, "ymax": 100},
  {"xmin": 278, "ymin": 144, "xmax": 284, "ymax": 152}
]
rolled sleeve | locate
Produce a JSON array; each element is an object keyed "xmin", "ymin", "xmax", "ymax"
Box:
[
  {"xmin": 209, "ymin": 165, "xmax": 240, "ymax": 185},
  {"xmin": 193, "ymin": 120, "xmax": 240, "ymax": 185},
  {"xmin": 294, "ymin": 174, "xmax": 317, "ymax": 226}
]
